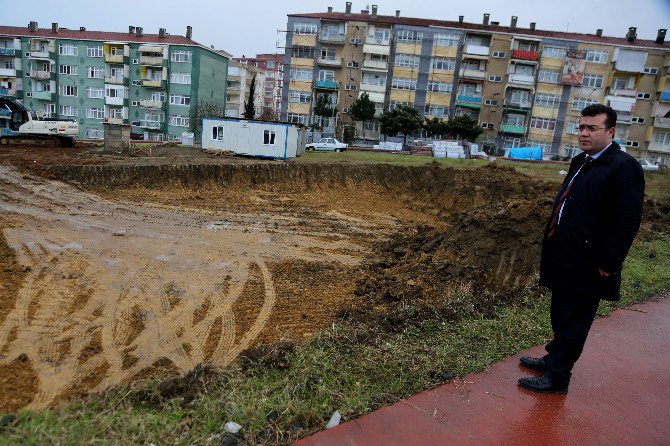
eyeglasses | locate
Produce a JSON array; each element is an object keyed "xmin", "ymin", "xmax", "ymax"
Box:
[{"xmin": 578, "ymin": 125, "xmax": 609, "ymax": 132}]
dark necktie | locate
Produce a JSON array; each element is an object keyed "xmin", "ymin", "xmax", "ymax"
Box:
[{"xmin": 547, "ymin": 155, "xmax": 593, "ymax": 238}]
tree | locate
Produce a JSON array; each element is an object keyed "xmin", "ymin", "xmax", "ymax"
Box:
[
  {"xmin": 188, "ymin": 100, "xmax": 225, "ymax": 141},
  {"xmin": 258, "ymin": 107, "xmax": 278, "ymax": 122},
  {"xmin": 243, "ymin": 74, "xmax": 256, "ymax": 119},
  {"xmin": 379, "ymin": 106, "xmax": 423, "ymax": 147},
  {"xmin": 423, "ymin": 116, "xmax": 449, "ymax": 138},
  {"xmin": 445, "ymin": 114, "xmax": 484, "ymax": 141},
  {"xmin": 350, "ymin": 92, "xmax": 376, "ymax": 138},
  {"xmin": 313, "ymin": 93, "xmax": 336, "ymax": 129}
]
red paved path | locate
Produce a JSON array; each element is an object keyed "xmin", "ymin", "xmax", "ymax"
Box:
[{"xmin": 296, "ymin": 297, "xmax": 670, "ymax": 446}]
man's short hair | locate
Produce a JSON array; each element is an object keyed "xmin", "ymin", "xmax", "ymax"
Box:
[{"xmin": 582, "ymin": 104, "xmax": 617, "ymax": 129}]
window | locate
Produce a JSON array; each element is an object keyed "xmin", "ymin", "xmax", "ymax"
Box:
[
  {"xmin": 427, "ymin": 81, "xmax": 452, "ymax": 93},
  {"xmin": 86, "ymin": 128, "xmax": 104, "ymax": 139},
  {"xmin": 371, "ymin": 28, "xmax": 391, "ymax": 44},
  {"xmin": 534, "ymin": 93, "xmax": 560, "ymax": 108},
  {"xmin": 484, "ymin": 99, "xmax": 498, "ymax": 106},
  {"xmin": 320, "ymin": 47, "xmax": 336, "ymax": 60},
  {"xmin": 59, "ymin": 85, "xmax": 78, "ymax": 96},
  {"xmin": 504, "ymin": 113, "xmax": 526, "ymax": 127},
  {"xmin": 516, "ymin": 41, "xmax": 538, "ymax": 51},
  {"xmin": 59, "ymin": 105, "xmax": 76, "ymax": 117},
  {"xmin": 389, "ymin": 100, "xmax": 414, "ymax": 110},
  {"xmin": 34, "ymin": 81, "xmax": 50, "ymax": 92},
  {"xmin": 458, "ymin": 83, "xmax": 481, "ymax": 96},
  {"xmin": 492, "ymin": 51, "xmax": 506, "ymax": 58},
  {"xmin": 87, "ymin": 66, "xmax": 104, "ymax": 79},
  {"xmin": 212, "ymin": 125, "xmax": 224, "ymax": 141},
  {"xmin": 582, "ymin": 73, "xmax": 604, "ymax": 88},
  {"xmin": 109, "ymin": 66, "xmax": 124, "ymax": 80},
  {"xmin": 396, "ymin": 30, "xmax": 423, "ymax": 44},
  {"xmin": 292, "ymin": 46, "xmax": 315, "ymax": 58},
  {"xmin": 87, "ymin": 87, "xmax": 104, "ymax": 99},
  {"xmin": 144, "ymin": 111, "xmax": 164, "ymax": 123},
  {"xmin": 171, "ymin": 50, "xmax": 192, "ymax": 63},
  {"xmin": 87, "ymin": 46, "xmax": 103, "ymax": 58},
  {"xmin": 611, "ymin": 77, "xmax": 629, "ymax": 89},
  {"xmin": 572, "ymin": 97, "xmax": 598, "ymax": 110},
  {"xmin": 169, "ymin": 115, "xmax": 189, "ymax": 127},
  {"xmin": 625, "ymin": 141, "xmax": 639, "ymax": 148},
  {"xmin": 59, "ymin": 65, "xmax": 77, "ymax": 75},
  {"xmin": 538, "ymin": 69, "xmax": 560, "ymax": 83},
  {"xmin": 105, "ymin": 86, "xmax": 126, "ymax": 98},
  {"xmin": 169, "ymin": 94, "xmax": 191, "ymax": 106},
  {"xmin": 530, "ymin": 116, "xmax": 556, "ymax": 131},
  {"xmin": 514, "ymin": 64, "xmax": 534, "ymax": 76},
  {"xmin": 132, "ymin": 80, "xmax": 142, "ymax": 86},
  {"xmin": 349, "ymin": 38, "xmax": 362, "ymax": 45},
  {"xmin": 43, "ymin": 103, "xmax": 56, "ymax": 117},
  {"xmin": 287, "ymin": 113, "xmax": 308, "ymax": 125},
  {"xmin": 563, "ymin": 145, "xmax": 581, "ymax": 158},
  {"xmin": 631, "ymin": 117, "xmax": 645, "ymax": 124},
  {"xmin": 395, "ymin": 54, "xmax": 420, "ymax": 68},
  {"xmin": 59, "ymin": 44, "xmax": 77, "ymax": 56},
  {"xmin": 170, "ymin": 72, "xmax": 191, "ymax": 84},
  {"xmin": 347, "ymin": 61, "xmax": 359, "ymax": 68},
  {"xmin": 288, "ymin": 90, "xmax": 311, "ymax": 103},
  {"xmin": 363, "ymin": 121, "xmax": 380, "ymax": 132},
  {"xmin": 362, "ymin": 72, "xmax": 386, "ymax": 86},
  {"xmin": 636, "ymin": 92, "xmax": 651, "ymax": 100},
  {"xmin": 131, "ymin": 101, "xmax": 140, "ymax": 106},
  {"xmin": 132, "ymin": 58, "xmax": 139, "ymax": 64},
  {"xmin": 527, "ymin": 140, "xmax": 552, "ymax": 152},
  {"xmin": 290, "ymin": 68, "xmax": 313, "ymax": 81},
  {"xmin": 151, "ymin": 92, "xmax": 166, "ymax": 102},
  {"xmin": 317, "ymin": 70, "xmax": 335, "ymax": 81},
  {"xmin": 294, "ymin": 22, "xmax": 317, "ymax": 35},
  {"xmin": 567, "ymin": 120, "xmax": 580, "ymax": 135},
  {"xmin": 481, "ymin": 123, "xmax": 495, "ymax": 129},
  {"xmin": 434, "ymin": 33, "xmax": 459, "ymax": 47},
  {"xmin": 585, "ymin": 49, "xmax": 608, "ymax": 64},
  {"xmin": 345, "ymin": 84, "xmax": 357, "ymax": 91},
  {"xmin": 654, "ymin": 131, "xmax": 670, "ymax": 146},
  {"xmin": 488, "ymin": 75, "xmax": 502, "ymax": 82},
  {"xmin": 86, "ymin": 107, "xmax": 104, "ymax": 119},
  {"xmin": 542, "ymin": 46, "xmax": 567, "ymax": 58},
  {"xmin": 643, "ymin": 67, "xmax": 658, "ymax": 75},
  {"xmin": 391, "ymin": 77, "xmax": 417, "ymax": 90},
  {"xmin": 425, "ymin": 104, "xmax": 449, "ymax": 117},
  {"xmin": 263, "ymin": 130, "xmax": 276, "ymax": 145},
  {"xmin": 431, "ymin": 57, "xmax": 456, "ymax": 71}
]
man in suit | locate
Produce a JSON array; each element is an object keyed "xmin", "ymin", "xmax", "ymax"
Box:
[{"xmin": 518, "ymin": 104, "xmax": 645, "ymax": 393}]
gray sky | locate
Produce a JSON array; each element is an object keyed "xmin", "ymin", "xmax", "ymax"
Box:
[{"xmin": 5, "ymin": 0, "xmax": 670, "ymax": 57}]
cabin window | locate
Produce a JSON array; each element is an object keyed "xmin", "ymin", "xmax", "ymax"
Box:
[
  {"xmin": 212, "ymin": 125, "xmax": 224, "ymax": 141},
  {"xmin": 264, "ymin": 130, "xmax": 276, "ymax": 145}
]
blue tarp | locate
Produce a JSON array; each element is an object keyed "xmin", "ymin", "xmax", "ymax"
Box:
[{"xmin": 509, "ymin": 147, "xmax": 542, "ymax": 160}]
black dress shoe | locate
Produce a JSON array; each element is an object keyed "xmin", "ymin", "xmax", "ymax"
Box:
[
  {"xmin": 519, "ymin": 356, "xmax": 547, "ymax": 371},
  {"xmin": 518, "ymin": 375, "xmax": 568, "ymax": 394}
]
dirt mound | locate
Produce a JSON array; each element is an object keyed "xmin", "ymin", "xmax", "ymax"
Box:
[{"xmin": 642, "ymin": 197, "xmax": 670, "ymax": 236}]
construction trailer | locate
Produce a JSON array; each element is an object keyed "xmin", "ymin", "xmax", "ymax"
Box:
[{"xmin": 201, "ymin": 117, "xmax": 306, "ymax": 159}]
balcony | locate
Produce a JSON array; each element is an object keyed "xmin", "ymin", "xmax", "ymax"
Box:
[
  {"xmin": 32, "ymin": 91, "xmax": 53, "ymax": 101},
  {"xmin": 105, "ymin": 54, "xmax": 124, "ymax": 63},
  {"xmin": 362, "ymin": 59, "xmax": 388, "ymax": 71},
  {"xmin": 511, "ymin": 50, "xmax": 540, "ymax": 61},
  {"xmin": 105, "ymin": 96, "xmax": 124, "ymax": 106},
  {"xmin": 455, "ymin": 95, "xmax": 482, "ymax": 108},
  {"xmin": 29, "ymin": 70, "xmax": 51, "ymax": 80},
  {"xmin": 609, "ymin": 88, "xmax": 637, "ymax": 97},
  {"xmin": 0, "ymin": 48, "xmax": 15, "ymax": 56},
  {"xmin": 463, "ymin": 44, "xmax": 490, "ymax": 56},
  {"xmin": 654, "ymin": 117, "xmax": 670, "ymax": 128},
  {"xmin": 29, "ymin": 50, "xmax": 50, "ymax": 59},
  {"xmin": 363, "ymin": 42, "xmax": 391, "ymax": 56},
  {"xmin": 365, "ymin": 35, "xmax": 391, "ymax": 46},
  {"xmin": 0, "ymin": 68, "xmax": 16, "ymax": 77},
  {"xmin": 140, "ymin": 55, "xmax": 164, "ymax": 66},
  {"xmin": 0, "ymin": 88, "xmax": 10, "ymax": 96},
  {"xmin": 142, "ymin": 79, "xmax": 165, "ymax": 88},
  {"xmin": 139, "ymin": 120, "xmax": 163, "ymax": 130},
  {"xmin": 105, "ymin": 75, "xmax": 125, "ymax": 85},
  {"xmin": 139, "ymin": 100, "xmax": 162, "ymax": 108},
  {"xmin": 508, "ymin": 73, "xmax": 535, "ymax": 85},
  {"xmin": 660, "ymin": 91, "xmax": 670, "ymax": 102},
  {"xmin": 104, "ymin": 117, "xmax": 124, "ymax": 125},
  {"xmin": 359, "ymin": 83, "xmax": 386, "ymax": 93},
  {"xmin": 320, "ymin": 34, "xmax": 345, "ymax": 44},
  {"xmin": 314, "ymin": 80, "xmax": 338, "ymax": 90},
  {"xmin": 459, "ymin": 68, "xmax": 486, "ymax": 80},
  {"xmin": 500, "ymin": 124, "xmax": 527, "ymax": 134},
  {"xmin": 317, "ymin": 57, "xmax": 341, "ymax": 67},
  {"xmin": 504, "ymin": 98, "xmax": 533, "ymax": 109}
]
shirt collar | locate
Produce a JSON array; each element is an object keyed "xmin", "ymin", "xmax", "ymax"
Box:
[{"xmin": 588, "ymin": 142, "xmax": 612, "ymax": 160}]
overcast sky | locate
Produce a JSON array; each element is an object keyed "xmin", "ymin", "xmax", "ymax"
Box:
[{"xmin": 5, "ymin": 0, "xmax": 670, "ymax": 57}]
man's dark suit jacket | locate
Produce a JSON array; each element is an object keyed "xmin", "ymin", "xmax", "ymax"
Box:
[{"xmin": 539, "ymin": 142, "xmax": 645, "ymax": 301}]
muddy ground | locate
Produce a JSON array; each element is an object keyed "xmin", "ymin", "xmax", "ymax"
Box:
[{"xmin": 0, "ymin": 143, "xmax": 666, "ymax": 413}]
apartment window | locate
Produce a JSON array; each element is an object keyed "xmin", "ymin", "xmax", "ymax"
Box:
[
  {"xmin": 371, "ymin": 28, "xmax": 391, "ymax": 44},
  {"xmin": 481, "ymin": 123, "xmax": 495, "ymax": 129},
  {"xmin": 427, "ymin": 81, "xmax": 452, "ymax": 93},
  {"xmin": 434, "ymin": 33, "xmax": 459, "ymax": 47},
  {"xmin": 58, "ymin": 44, "xmax": 77, "ymax": 56},
  {"xmin": 425, "ymin": 104, "xmax": 449, "ymax": 117},
  {"xmin": 484, "ymin": 99, "xmax": 498, "ymax": 106},
  {"xmin": 345, "ymin": 84, "xmax": 357, "ymax": 91},
  {"xmin": 59, "ymin": 85, "xmax": 78, "ymax": 97},
  {"xmin": 567, "ymin": 120, "xmax": 580, "ymax": 135},
  {"xmin": 292, "ymin": 46, "xmax": 315, "ymax": 59},
  {"xmin": 170, "ymin": 72, "xmax": 191, "ymax": 84},
  {"xmin": 625, "ymin": 141, "xmax": 639, "ymax": 148},
  {"xmin": 513, "ymin": 64, "xmax": 534, "ymax": 76},
  {"xmin": 320, "ymin": 46, "xmax": 336, "ymax": 60},
  {"xmin": 585, "ymin": 49, "xmax": 608, "ymax": 64},
  {"xmin": 144, "ymin": 111, "xmax": 164, "ymax": 122},
  {"xmin": 287, "ymin": 113, "xmax": 308, "ymax": 125},
  {"xmin": 212, "ymin": 125, "xmax": 224, "ymax": 141},
  {"xmin": 396, "ymin": 30, "xmax": 423, "ymax": 44},
  {"xmin": 169, "ymin": 115, "xmax": 189, "ymax": 127},
  {"xmin": 59, "ymin": 65, "xmax": 77, "ymax": 75},
  {"xmin": 109, "ymin": 66, "xmax": 124, "ymax": 80},
  {"xmin": 318, "ymin": 70, "xmax": 335, "ymax": 81},
  {"xmin": 527, "ymin": 140, "xmax": 552, "ymax": 152},
  {"xmin": 171, "ymin": 50, "xmax": 192, "ymax": 63},
  {"xmin": 86, "ymin": 107, "xmax": 104, "ymax": 119},
  {"xmin": 347, "ymin": 61, "xmax": 359, "ymax": 68},
  {"xmin": 431, "ymin": 57, "xmax": 456, "ymax": 71},
  {"xmin": 504, "ymin": 113, "xmax": 526, "ymax": 127},
  {"xmin": 263, "ymin": 130, "xmax": 276, "ymax": 145},
  {"xmin": 87, "ymin": 46, "xmax": 103, "ymax": 58},
  {"xmin": 132, "ymin": 80, "xmax": 141, "ymax": 86},
  {"xmin": 492, "ymin": 51, "xmax": 506, "ymax": 58},
  {"xmin": 87, "ymin": 66, "xmax": 104, "ymax": 79},
  {"xmin": 294, "ymin": 22, "xmax": 317, "ymax": 35},
  {"xmin": 87, "ymin": 87, "xmax": 104, "ymax": 99},
  {"xmin": 582, "ymin": 73, "xmax": 604, "ymax": 88},
  {"xmin": 654, "ymin": 131, "xmax": 670, "ymax": 146},
  {"xmin": 34, "ymin": 81, "xmax": 50, "ymax": 92},
  {"xmin": 643, "ymin": 67, "xmax": 658, "ymax": 75},
  {"xmin": 637, "ymin": 92, "xmax": 651, "ymax": 100},
  {"xmin": 534, "ymin": 93, "xmax": 560, "ymax": 108},
  {"xmin": 361, "ymin": 72, "xmax": 386, "ymax": 86},
  {"xmin": 43, "ymin": 103, "xmax": 56, "ymax": 117},
  {"xmin": 542, "ymin": 46, "xmax": 567, "ymax": 58},
  {"xmin": 290, "ymin": 68, "xmax": 313, "ymax": 81},
  {"xmin": 169, "ymin": 94, "xmax": 191, "ymax": 106},
  {"xmin": 105, "ymin": 87, "xmax": 126, "ymax": 98},
  {"xmin": 572, "ymin": 97, "xmax": 598, "ymax": 110},
  {"xmin": 538, "ymin": 69, "xmax": 560, "ymax": 83},
  {"xmin": 395, "ymin": 54, "xmax": 420, "ymax": 68},
  {"xmin": 530, "ymin": 116, "xmax": 556, "ymax": 131},
  {"xmin": 86, "ymin": 128, "xmax": 104, "ymax": 139},
  {"xmin": 631, "ymin": 117, "xmax": 645, "ymax": 124},
  {"xmin": 488, "ymin": 75, "xmax": 503, "ymax": 82},
  {"xmin": 611, "ymin": 77, "xmax": 630, "ymax": 90},
  {"xmin": 151, "ymin": 92, "xmax": 166, "ymax": 102},
  {"xmin": 391, "ymin": 77, "xmax": 417, "ymax": 90},
  {"xmin": 563, "ymin": 145, "xmax": 581, "ymax": 158},
  {"xmin": 517, "ymin": 42, "xmax": 538, "ymax": 51},
  {"xmin": 288, "ymin": 90, "xmax": 312, "ymax": 103},
  {"xmin": 389, "ymin": 100, "xmax": 414, "ymax": 110},
  {"xmin": 458, "ymin": 83, "xmax": 481, "ymax": 96},
  {"xmin": 59, "ymin": 105, "xmax": 76, "ymax": 117}
]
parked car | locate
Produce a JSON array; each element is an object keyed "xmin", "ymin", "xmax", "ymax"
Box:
[
  {"xmin": 306, "ymin": 138, "xmax": 348, "ymax": 152},
  {"xmin": 637, "ymin": 159, "xmax": 660, "ymax": 172}
]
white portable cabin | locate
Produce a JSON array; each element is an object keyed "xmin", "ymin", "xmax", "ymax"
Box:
[{"xmin": 202, "ymin": 117, "xmax": 306, "ymax": 159}]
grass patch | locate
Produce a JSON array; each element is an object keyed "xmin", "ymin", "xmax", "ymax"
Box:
[{"xmin": 1, "ymin": 235, "xmax": 668, "ymax": 445}]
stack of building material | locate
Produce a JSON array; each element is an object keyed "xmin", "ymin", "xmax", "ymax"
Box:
[
  {"xmin": 411, "ymin": 147, "xmax": 433, "ymax": 156},
  {"xmin": 432, "ymin": 140, "xmax": 465, "ymax": 158},
  {"xmin": 373, "ymin": 142, "xmax": 403, "ymax": 151}
]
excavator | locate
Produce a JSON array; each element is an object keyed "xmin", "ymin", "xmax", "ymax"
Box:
[{"xmin": 0, "ymin": 97, "xmax": 78, "ymax": 147}]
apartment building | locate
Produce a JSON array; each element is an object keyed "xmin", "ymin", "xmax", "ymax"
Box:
[
  {"xmin": 225, "ymin": 60, "xmax": 265, "ymax": 118},
  {"xmin": 0, "ymin": 22, "xmax": 228, "ymax": 141},
  {"xmin": 281, "ymin": 3, "xmax": 670, "ymax": 165},
  {"xmin": 235, "ymin": 53, "xmax": 284, "ymax": 115}
]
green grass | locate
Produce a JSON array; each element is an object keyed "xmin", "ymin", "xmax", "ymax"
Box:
[{"xmin": 2, "ymin": 236, "xmax": 668, "ymax": 445}]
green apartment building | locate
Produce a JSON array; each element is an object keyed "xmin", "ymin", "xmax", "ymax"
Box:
[{"xmin": 0, "ymin": 22, "xmax": 228, "ymax": 141}]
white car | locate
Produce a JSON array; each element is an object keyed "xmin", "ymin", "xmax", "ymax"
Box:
[
  {"xmin": 637, "ymin": 159, "xmax": 660, "ymax": 172},
  {"xmin": 306, "ymin": 138, "xmax": 348, "ymax": 152}
]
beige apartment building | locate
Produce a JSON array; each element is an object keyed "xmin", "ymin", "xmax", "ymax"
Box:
[{"xmin": 225, "ymin": 60, "xmax": 265, "ymax": 118}]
